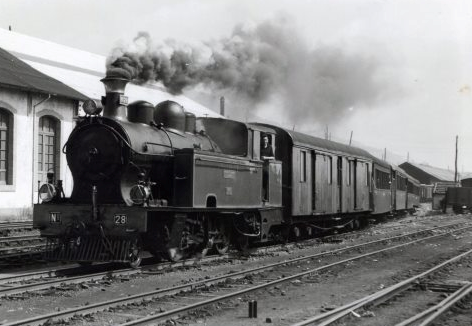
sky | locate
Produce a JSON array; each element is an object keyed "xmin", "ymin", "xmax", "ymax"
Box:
[{"xmin": 0, "ymin": 0, "xmax": 471, "ymax": 172}]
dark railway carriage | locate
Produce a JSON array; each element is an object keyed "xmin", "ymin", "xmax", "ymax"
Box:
[
  {"xmin": 371, "ymin": 160, "xmax": 392, "ymax": 214},
  {"xmin": 461, "ymin": 178, "xmax": 472, "ymax": 188},
  {"xmin": 391, "ymin": 166, "xmax": 408, "ymax": 211},
  {"xmin": 407, "ymin": 178, "xmax": 420, "ymax": 210},
  {"xmin": 250, "ymin": 124, "xmax": 373, "ymax": 231},
  {"xmin": 444, "ymin": 186, "xmax": 472, "ymax": 213}
]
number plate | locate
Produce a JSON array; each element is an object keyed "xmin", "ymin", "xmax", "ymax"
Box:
[
  {"xmin": 119, "ymin": 95, "xmax": 128, "ymax": 105},
  {"xmin": 114, "ymin": 214, "xmax": 127, "ymax": 225},
  {"xmin": 49, "ymin": 212, "xmax": 61, "ymax": 224}
]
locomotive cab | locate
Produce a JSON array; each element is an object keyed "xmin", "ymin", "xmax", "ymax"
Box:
[{"xmin": 196, "ymin": 118, "xmax": 282, "ymax": 207}]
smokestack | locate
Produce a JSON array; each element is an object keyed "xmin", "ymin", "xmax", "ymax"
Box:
[
  {"xmin": 220, "ymin": 96, "xmax": 225, "ymax": 116},
  {"xmin": 100, "ymin": 76, "xmax": 130, "ymax": 121}
]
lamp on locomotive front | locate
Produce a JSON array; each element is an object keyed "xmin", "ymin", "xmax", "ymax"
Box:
[
  {"xmin": 82, "ymin": 99, "xmax": 103, "ymax": 116},
  {"xmin": 38, "ymin": 171, "xmax": 56, "ymax": 203}
]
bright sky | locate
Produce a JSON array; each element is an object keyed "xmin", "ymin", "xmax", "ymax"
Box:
[{"xmin": 1, "ymin": 0, "xmax": 471, "ymax": 171}]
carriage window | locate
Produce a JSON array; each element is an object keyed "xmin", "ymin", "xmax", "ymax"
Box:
[
  {"xmin": 407, "ymin": 181, "xmax": 415, "ymax": 193},
  {"xmin": 397, "ymin": 176, "xmax": 406, "ymax": 190},
  {"xmin": 300, "ymin": 151, "xmax": 306, "ymax": 182},
  {"xmin": 375, "ymin": 169, "xmax": 391, "ymax": 190},
  {"xmin": 253, "ymin": 131, "xmax": 260, "ymax": 160},
  {"xmin": 247, "ymin": 130, "xmax": 254, "ymax": 158}
]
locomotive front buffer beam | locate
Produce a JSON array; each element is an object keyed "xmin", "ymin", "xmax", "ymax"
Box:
[{"xmin": 33, "ymin": 204, "xmax": 147, "ymax": 264}]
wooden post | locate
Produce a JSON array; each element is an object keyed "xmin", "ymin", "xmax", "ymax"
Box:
[
  {"xmin": 349, "ymin": 131, "xmax": 353, "ymax": 145},
  {"xmin": 219, "ymin": 96, "xmax": 225, "ymax": 116},
  {"xmin": 454, "ymin": 135, "xmax": 458, "ymax": 183}
]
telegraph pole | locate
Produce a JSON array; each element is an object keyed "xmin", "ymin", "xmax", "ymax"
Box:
[{"xmin": 454, "ymin": 135, "xmax": 458, "ymax": 183}]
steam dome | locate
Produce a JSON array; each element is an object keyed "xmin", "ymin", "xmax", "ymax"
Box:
[
  {"xmin": 128, "ymin": 100, "xmax": 154, "ymax": 124},
  {"xmin": 154, "ymin": 100, "xmax": 185, "ymax": 132}
]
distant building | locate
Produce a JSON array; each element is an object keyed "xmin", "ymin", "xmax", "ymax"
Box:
[
  {"xmin": 399, "ymin": 162, "xmax": 465, "ymax": 209},
  {"xmin": 398, "ymin": 162, "xmax": 462, "ymax": 184},
  {"xmin": 0, "ymin": 28, "xmax": 221, "ymax": 220}
]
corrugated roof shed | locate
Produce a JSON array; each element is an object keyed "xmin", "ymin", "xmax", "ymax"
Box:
[
  {"xmin": 0, "ymin": 46, "xmax": 87, "ymax": 100},
  {"xmin": 0, "ymin": 28, "xmax": 221, "ymax": 118},
  {"xmin": 404, "ymin": 162, "xmax": 460, "ymax": 182}
]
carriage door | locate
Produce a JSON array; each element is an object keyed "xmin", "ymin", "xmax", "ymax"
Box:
[
  {"xmin": 353, "ymin": 160, "xmax": 357, "ymax": 209},
  {"xmin": 337, "ymin": 157, "xmax": 342, "ymax": 212},
  {"xmin": 391, "ymin": 168, "xmax": 396, "ymax": 209},
  {"xmin": 311, "ymin": 151, "xmax": 316, "ymax": 211}
]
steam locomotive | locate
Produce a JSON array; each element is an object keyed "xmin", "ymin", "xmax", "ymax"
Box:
[{"xmin": 33, "ymin": 74, "xmax": 420, "ymax": 267}]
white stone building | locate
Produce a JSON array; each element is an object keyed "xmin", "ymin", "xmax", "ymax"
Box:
[{"xmin": 0, "ymin": 29, "xmax": 220, "ymax": 220}]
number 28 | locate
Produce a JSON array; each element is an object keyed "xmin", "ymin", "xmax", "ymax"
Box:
[{"xmin": 114, "ymin": 214, "xmax": 127, "ymax": 224}]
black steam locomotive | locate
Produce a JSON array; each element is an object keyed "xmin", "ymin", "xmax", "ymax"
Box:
[{"xmin": 33, "ymin": 74, "xmax": 420, "ymax": 267}]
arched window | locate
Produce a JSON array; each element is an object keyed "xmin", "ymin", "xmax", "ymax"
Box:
[
  {"xmin": 0, "ymin": 108, "xmax": 13, "ymax": 185},
  {"xmin": 38, "ymin": 116, "xmax": 60, "ymax": 184}
]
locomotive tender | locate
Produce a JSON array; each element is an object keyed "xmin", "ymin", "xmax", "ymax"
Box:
[{"xmin": 33, "ymin": 74, "xmax": 420, "ymax": 267}]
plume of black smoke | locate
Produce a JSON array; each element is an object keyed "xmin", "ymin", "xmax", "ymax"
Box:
[{"xmin": 107, "ymin": 18, "xmax": 392, "ymax": 126}]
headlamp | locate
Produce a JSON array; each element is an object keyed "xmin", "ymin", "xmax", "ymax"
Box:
[
  {"xmin": 130, "ymin": 185, "xmax": 150, "ymax": 205},
  {"xmin": 39, "ymin": 183, "xmax": 56, "ymax": 203},
  {"xmin": 82, "ymin": 99, "xmax": 103, "ymax": 115}
]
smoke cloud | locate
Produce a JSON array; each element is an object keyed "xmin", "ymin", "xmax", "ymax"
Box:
[{"xmin": 107, "ymin": 17, "xmax": 393, "ymax": 127}]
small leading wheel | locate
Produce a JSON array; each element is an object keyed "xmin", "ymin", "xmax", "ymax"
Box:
[
  {"xmin": 214, "ymin": 226, "xmax": 230, "ymax": 255},
  {"xmin": 129, "ymin": 254, "xmax": 142, "ymax": 268},
  {"xmin": 166, "ymin": 233, "xmax": 188, "ymax": 262},
  {"xmin": 199, "ymin": 245, "xmax": 210, "ymax": 259},
  {"xmin": 167, "ymin": 247, "xmax": 184, "ymax": 262},
  {"xmin": 235, "ymin": 234, "xmax": 249, "ymax": 252},
  {"xmin": 128, "ymin": 241, "xmax": 142, "ymax": 268}
]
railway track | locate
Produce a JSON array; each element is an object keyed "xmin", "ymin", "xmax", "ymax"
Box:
[
  {"xmin": 0, "ymin": 221, "xmax": 34, "ymax": 236},
  {"xmin": 0, "ymin": 234, "xmax": 46, "ymax": 267},
  {"xmin": 290, "ymin": 249, "xmax": 472, "ymax": 326},
  {"xmin": 0, "ymin": 234, "xmax": 43, "ymax": 247},
  {"xmin": 1, "ymin": 221, "xmax": 470, "ymax": 326},
  {"xmin": 0, "ymin": 221, "xmax": 464, "ymax": 295}
]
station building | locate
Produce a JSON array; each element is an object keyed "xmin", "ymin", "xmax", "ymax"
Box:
[{"xmin": 0, "ymin": 28, "xmax": 220, "ymax": 220}]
